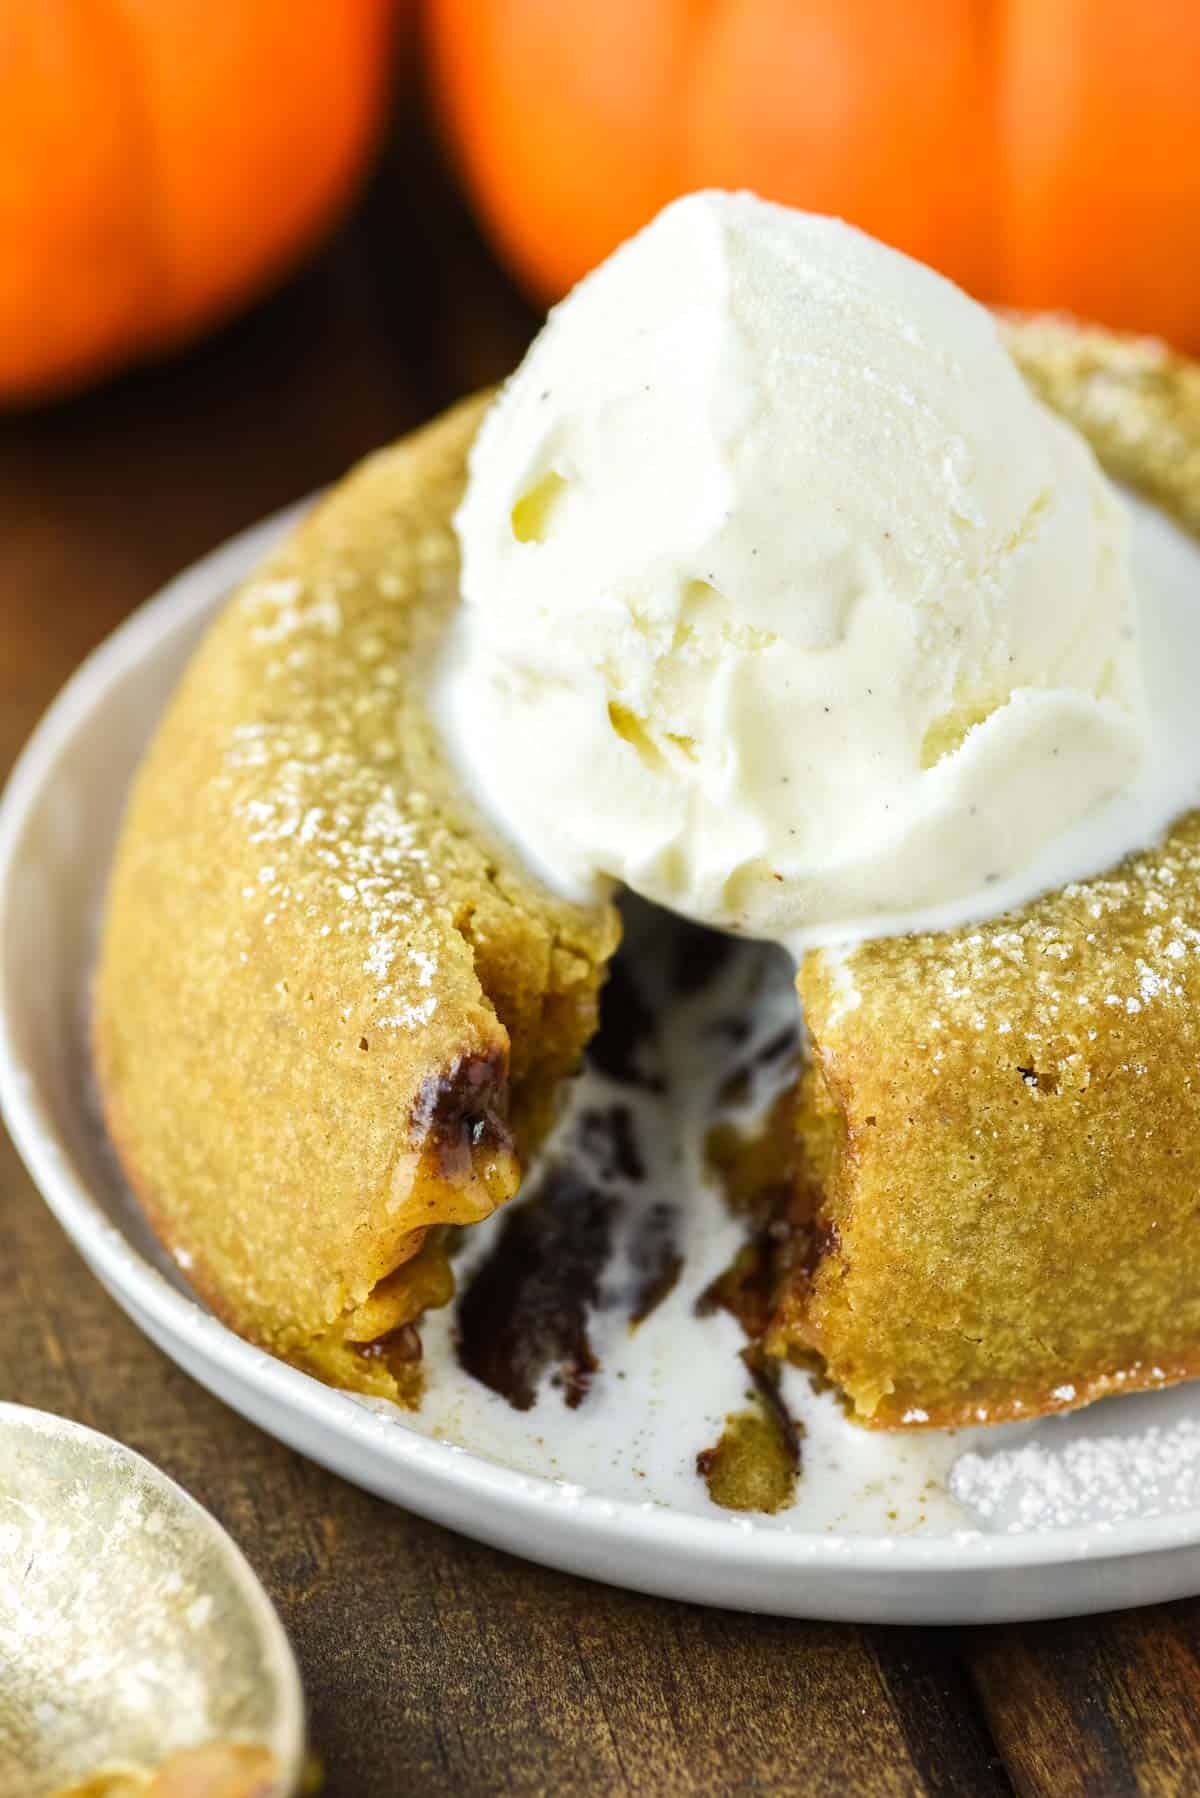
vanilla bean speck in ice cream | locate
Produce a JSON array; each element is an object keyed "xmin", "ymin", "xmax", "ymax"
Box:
[{"xmin": 437, "ymin": 190, "xmax": 1180, "ymax": 950}]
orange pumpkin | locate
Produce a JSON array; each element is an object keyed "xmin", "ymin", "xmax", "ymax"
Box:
[
  {"xmin": 1, "ymin": 1, "xmax": 396, "ymax": 401},
  {"xmin": 429, "ymin": 0, "xmax": 1200, "ymax": 350}
]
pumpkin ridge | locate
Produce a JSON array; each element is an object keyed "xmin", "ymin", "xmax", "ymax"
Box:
[
  {"xmin": 672, "ymin": 0, "xmax": 729, "ymax": 188},
  {"xmin": 431, "ymin": 0, "xmax": 1200, "ymax": 351},
  {"xmin": 0, "ymin": 1, "xmax": 392, "ymax": 399},
  {"xmin": 94, "ymin": 0, "xmax": 173, "ymax": 350}
]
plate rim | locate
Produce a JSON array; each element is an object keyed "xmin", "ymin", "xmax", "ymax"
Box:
[{"xmin": 4, "ymin": 510, "xmax": 1200, "ymax": 1587}]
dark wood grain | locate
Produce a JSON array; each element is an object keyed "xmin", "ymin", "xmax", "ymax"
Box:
[
  {"xmin": 1, "ymin": 81, "xmax": 1198, "ymax": 1798},
  {"xmin": 967, "ymin": 1608, "xmax": 1200, "ymax": 1797}
]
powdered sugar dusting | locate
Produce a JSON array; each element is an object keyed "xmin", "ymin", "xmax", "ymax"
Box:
[
  {"xmin": 818, "ymin": 945, "xmax": 861, "ymax": 1024},
  {"xmin": 212, "ymin": 545, "xmax": 459, "ymax": 1038},
  {"xmin": 952, "ymin": 1409, "xmax": 1200, "ymax": 1532},
  {"xmin": 226, "ymin": 738, "xmax": 442, "ymax": 1035},
  {"xmin": 203, "ymin": 459, "xmax": 609, "ymax": 1064}
]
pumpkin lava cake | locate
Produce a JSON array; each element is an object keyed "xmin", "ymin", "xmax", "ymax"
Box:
[
  {"xmin": 94, "ymin": 396, "xmax": 620, "ymax": 1403},
  {"xmin": 95, "ymin": 301, "xmax": 1200, "ymax": 1426},
  {"xmin": 760, "ymin": 321, "xmax": 1200, "ymax": 1430}
]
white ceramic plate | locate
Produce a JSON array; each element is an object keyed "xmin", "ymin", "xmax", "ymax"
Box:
[{"xmin": 5, "ymin": 509, "xmax": 1200, "ymax": 1624}]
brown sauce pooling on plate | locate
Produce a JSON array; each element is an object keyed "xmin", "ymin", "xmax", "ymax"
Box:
[
  {"xmin": 628, "ymin": 1202, "xmax": 684, "ymax": 1325},
  {"xmin": 455, "ymin": 1091, "xmax": 686, "ymax": 1405},
  {"xmin": 668, "ymin": 915, "xmax": 738, "ymax": 997},
  {"xmin": 577, "ymin": 1103, "xmax": 645, "ymax": 1182},
  {"xmin": 698, "ymin": 1085, "xmax": 816, "ymax": 1341},
  {"xmin": 456, "ymin": 1164, "xmax": 615, "ymax": 1410},
  {"xmin": 455, "ymin": 901, "xmax": 806, "ymax": 1514},
  {"xmin": 584, "ymin": 955, "xmax": 664, "ymax": 1090},
  {"xmin": 456, "ymin": 903, "xmax": 692, "ymax": 1404}
]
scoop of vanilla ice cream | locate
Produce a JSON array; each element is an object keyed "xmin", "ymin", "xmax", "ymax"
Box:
[{"xmin": 441, "ymin": 190, "xmax": 1147, "ymax": 946}]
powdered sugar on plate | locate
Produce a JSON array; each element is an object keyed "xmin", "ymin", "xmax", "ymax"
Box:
[{"xmin": 951, "ymin": 1389, "xmax": 1200, "ymax": 1531}]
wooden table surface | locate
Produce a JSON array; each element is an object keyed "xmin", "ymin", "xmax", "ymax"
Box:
[{"xmin": 4, "ymin": 91, "xmax": 1200, "ymax": 1798}]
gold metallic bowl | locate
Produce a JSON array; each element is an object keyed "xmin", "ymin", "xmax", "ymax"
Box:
[{"xmin": 0, "ymin": 1405, "xmax": 304, "ymax": 1797}]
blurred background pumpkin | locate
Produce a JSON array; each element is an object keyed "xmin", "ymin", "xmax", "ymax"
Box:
[
  {"xmin": 428, "ymin": 0, "xmax": 1200, "ymax": 352},
  {"xmin": 1, "ymin": 0, "xmax": 396, "ymax": 403},
  {"xmin": 6, "ymin": 0, "xmax": 1198, "ymax": 405}
]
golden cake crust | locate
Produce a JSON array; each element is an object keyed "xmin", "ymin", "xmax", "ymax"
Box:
[
  {"xmin": 97, "ymin": 320, "xmax": 1200, "ymax": 1431},
  {"xmin": 94, "ymin": 396, "xmax": 619, "ymax": 1399},
  {"xmin": 774, "ymin": 320, "xmax": 1200, "ymax": 1428},
  {"xmin": 788, "ymin": 810, "xmax": 1200, "ymax": 1428}
]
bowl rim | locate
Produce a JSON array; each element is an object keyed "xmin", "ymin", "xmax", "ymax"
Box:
[{"xmin": 3, "ymin": 507, "xmax": 1200, "ymax": 1588}]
